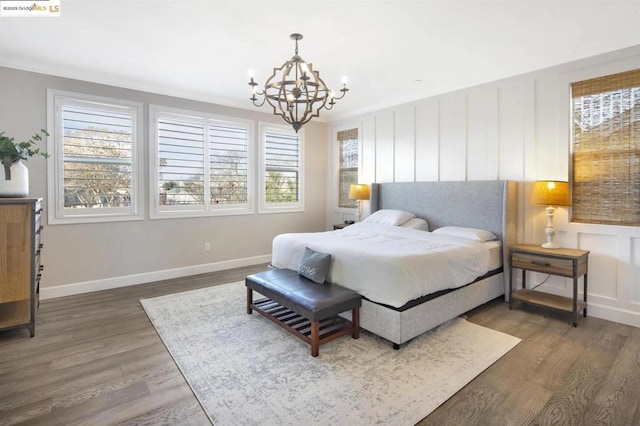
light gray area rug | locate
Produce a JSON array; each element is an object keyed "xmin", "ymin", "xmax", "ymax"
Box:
[{"xmin": 140, "ymin": 281, "xmax": 520, "ymax": 426}]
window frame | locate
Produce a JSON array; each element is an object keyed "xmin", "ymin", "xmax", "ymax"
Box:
[
  {"xmin": 46, "ymin": 89, "xmax": 144, "ymax": 225},
  {"xmin": 149, "ymin": 105, "xmax": 254, "ymax": 219},
  {"xmin": 332, "ymin": 122, "xmax": 362, "ymax": 213},
  {"xmin": 258, "ymin": 122, "xmax": 305, "ymax": 214}
]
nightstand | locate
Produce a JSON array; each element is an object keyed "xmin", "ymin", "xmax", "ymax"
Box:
[
  {"xmin": 509, "ymin": 243, "xmax": 589, "ymax": 326},
  {"xmin": 333, "ymin": 223, "xmax": 352, "ymax": 230}
]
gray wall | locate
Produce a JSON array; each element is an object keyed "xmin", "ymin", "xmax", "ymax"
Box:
[{"xmin": 0, "ymin": 67, "xmax": 329, "ymax": 295}]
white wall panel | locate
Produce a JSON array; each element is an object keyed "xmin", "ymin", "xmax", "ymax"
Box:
[
  {"xmin": 578, "ymin": 233, "xmax": 618, "ymax": 300},
  {"xmin": 360, "ymin": 116, "xmax": 376, "ymax": 185},
  {"xmin": 394, "ymin": 107, "xmax": 415, "ymax": 182},
  {"xmin": 415, "ymin": 99, "xmax": 439, "ymax": 181},
  {"xmin": 467, "ymin": 87, "xmax": 499, "ymax": 180},
  {"xmin": 375, "ymin": 111, "xmax": 395, "ymax": 183},
  {"xmin": 498, "ymin": 82, "xmax": 528, "ymax": 180},
  {"xmin": 327, "ymin": 46, "xmax": 640, "ymax": 327},
  {"xmin": 631, "ymin": 237, "xmax": 640, "ymax": 304},
  {"xmin": 439, "ymin": 94, "xmax": 467, "ymax": 181},
  {"xmin": 535, "ymin": 76, "xmax": 568, "ymax": 180}
]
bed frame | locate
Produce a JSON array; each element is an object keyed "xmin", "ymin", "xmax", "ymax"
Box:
[{"xmin": 341, "ymin": 180, "xmax": 517, "ymax": 348}]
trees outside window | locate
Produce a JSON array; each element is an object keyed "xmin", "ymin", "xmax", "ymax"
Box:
[
  {"xmin": 47, "ymin": 90, "xmax": 143, "ymax": 224},
  {"xmin": 259, "ymin": 123, "xmax": 304, "ymax": 213},
  {"xmin": 150, "ymin": 107, "xmax": 253, "ymax": 219}
]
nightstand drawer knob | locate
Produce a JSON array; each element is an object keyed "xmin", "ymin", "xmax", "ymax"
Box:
[{"xmin": 531, "ymin": 260, "xmax": 551, "ymax": 267}]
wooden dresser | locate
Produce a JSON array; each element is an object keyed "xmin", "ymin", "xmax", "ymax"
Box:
[{"xmin": 0, "ymin": 198, "xmax": 44, "ymax": 337}]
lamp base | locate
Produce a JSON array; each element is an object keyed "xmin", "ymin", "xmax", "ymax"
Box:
[{"xmin": 541, "ymin": 242, "xmax": 561, "ymax": 249}]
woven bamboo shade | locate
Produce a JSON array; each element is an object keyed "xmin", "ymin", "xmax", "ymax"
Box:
[
  {"xmin": 571, "ymin": 68, "xmax": 640, "ymax": 226},
  {"xmin": 338, "ymin": 128, "xmax": 359, "ymax": 208},
  {"xmin": 337, "ymin": 128, "xmax": 358, "ymax": 141}
]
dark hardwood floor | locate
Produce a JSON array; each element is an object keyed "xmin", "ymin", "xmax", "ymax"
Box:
[{"xmin": 1, "ymin": 265, "xmax": 638, "ymax": 425}]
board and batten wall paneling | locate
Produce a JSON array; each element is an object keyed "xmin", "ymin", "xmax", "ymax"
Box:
[
  {"xmin": 498, "ymin": 81, "xmax": 531, "ymax": 181},
  {"xmin": 439, "ymin": 93, "xmax": 467, "ymax": 181},
  {"xmin": 375, "ymin": 111, "xmax": 395, "ymax": 183},
  {"xmin": 328, "ymin": 46, "xmax": 640, "ymax": 328},
  {"xmin": 632, "ymin": 237, "xmax": 640, "ymax": 304},
  {"xmin": 414, "ymin": 99, "xmax": 440, "ymax": 181},
  {"xmin": 466, "ymin": 86, "xmax": 499, "ymax": 181},
  {"xmin": 393, "ymin": 107, "xmax": 415, "ymax": 182},
  {"xmin": 578, "ymin": 233, "xmax": 618, "ymax": 300},
  {"xmin": 360, "ymin": 116, "xmax": 377, "ymax": 185},
  {"xmin": 535, "ymin": 75, "xmax": 568, "ymax": 180}
]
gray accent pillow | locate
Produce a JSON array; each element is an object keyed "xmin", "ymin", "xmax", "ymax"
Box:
[{"xmin": 298, "ymin": 247, "xmax": 332, "ymax": 284}]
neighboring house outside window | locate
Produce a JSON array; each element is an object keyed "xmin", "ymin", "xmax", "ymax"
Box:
[
  {"xmin": 571, "ymin": 69, "xmax": 640, "ymax": 226},
  {"xmin": 337, "ymin": 128, "xmax": 359, "ymax": 209},
  {"xmin": 149, "ymin": 106, "xmax": 253, "ymax": 219},
  {"xmin": 259, "ymin": 122, "xmax": 304, "ymax": 213},
  {"xmin": 47, "ymin": 90, "xmax": 143, "ymax": 224}
]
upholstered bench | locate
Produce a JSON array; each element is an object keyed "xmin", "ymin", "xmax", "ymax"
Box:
[{"xmin": 246, "ymin": 268, "xmax": 361, "ymax": 357}]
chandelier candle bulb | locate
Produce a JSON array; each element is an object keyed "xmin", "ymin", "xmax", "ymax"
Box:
[{"xmin": 248, "ymin": 33, "xmax": 349, "ymax": 132}]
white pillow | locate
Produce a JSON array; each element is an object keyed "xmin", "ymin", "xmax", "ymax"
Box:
[
  {"xmin": 433, "ymin": 226, "xmax": 497, "ymax": 242},
  {"xmin": 400, "ymin": 217, "xmax": 430, "ymax": 231},
  {"xmin": 362, "ymin": 209, "xmax": 415, "ymax": 226}
]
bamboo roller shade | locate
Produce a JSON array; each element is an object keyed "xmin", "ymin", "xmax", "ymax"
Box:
[{"xmin": 571, "ymin": 68, "xmax": 640, "ymax": 226}]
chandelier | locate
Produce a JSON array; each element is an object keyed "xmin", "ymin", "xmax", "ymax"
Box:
[{"xmin": 248, "ymin": 33, "xmax": 348, "ymax": 132}]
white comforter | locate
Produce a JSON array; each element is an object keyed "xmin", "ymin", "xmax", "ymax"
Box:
[{"xmin": 271, "ymin": 223, "xmax": 492, "ymax": 308}]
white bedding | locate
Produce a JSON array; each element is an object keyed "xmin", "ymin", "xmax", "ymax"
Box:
[{"xmin": 271, "ymin": 223, "xmax": 500, "ymax": 308}]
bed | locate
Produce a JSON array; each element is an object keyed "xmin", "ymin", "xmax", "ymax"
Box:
[{"xmin": 271, "ymin": 180, "xmax": 517, "ymax": 347}]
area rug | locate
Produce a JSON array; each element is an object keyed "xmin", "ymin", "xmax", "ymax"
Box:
[{"xmin": 140, "ymin": 281, "xmax": 520, "ymax": 426}]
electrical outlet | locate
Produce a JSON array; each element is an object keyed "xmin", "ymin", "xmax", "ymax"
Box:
[{"xmin": 205, "ymin": 242, "xmax": 211, "ymax": 251}]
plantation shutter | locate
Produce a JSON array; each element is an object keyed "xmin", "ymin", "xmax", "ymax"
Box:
[
  {"xmin": 157, "ymin": 118, "xmax": 205, "ymax": 206},
  {"xmin": 337, "ymin": 128, "xmax": 358, "ymax": 208},
  {"xmin": 571, "ymin": 68, "xmax": 640, "ymax": 225},
  {"xmin": 61, "ymin": 104, "xmax": 133, "ymax": 209},
  {"xmin": 209, "ymin": 123, "xmax": 248, "ymax": 205},
  {"xmin": 265, "ymin": 130, "xmax": 299, "ymax": 203}
]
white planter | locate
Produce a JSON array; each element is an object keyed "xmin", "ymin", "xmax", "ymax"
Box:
[{"xmin": 0, "ymin": 160, "xmax": 29, "ymax": 197}]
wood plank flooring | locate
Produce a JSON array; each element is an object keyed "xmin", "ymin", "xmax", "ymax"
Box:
[{"xmin": 1, "ymin": 265, "xmax": 638, "ymax": 425}]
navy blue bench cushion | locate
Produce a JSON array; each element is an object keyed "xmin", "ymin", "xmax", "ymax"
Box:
[{"xmin": 246, "ymin": 268, "xmax": 361, "ymax": 321}]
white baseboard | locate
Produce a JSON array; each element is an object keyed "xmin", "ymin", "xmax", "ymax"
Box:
[
  {"xmin": 40, "ymin": 254, "xmax": 271, "ymax": 300},
  {"xmin": 587, "ymin": 302, "xmax": 640, "ymax": 328}
]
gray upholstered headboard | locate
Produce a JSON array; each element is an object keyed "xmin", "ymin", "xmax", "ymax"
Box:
[{"xmin": 369, "ymin": 180, "xmax": 517, "ymax": 298}]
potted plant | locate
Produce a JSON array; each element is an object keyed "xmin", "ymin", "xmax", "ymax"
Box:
[{"xmin": 0, "ymin": 129, "xmax": 50, "ymax": 197}]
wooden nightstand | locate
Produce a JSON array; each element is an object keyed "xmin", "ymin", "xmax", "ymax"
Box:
[
  {"xmin": 509, "ymin": 243, "xmax": 589, "ymax": 326},
  {"xmin": 333, "ymin": 223, "xmax": 352, "ymax": 230}
]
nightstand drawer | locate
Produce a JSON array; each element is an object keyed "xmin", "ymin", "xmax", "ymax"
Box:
[{"xmin": 511, "ymin": 252, "xmax": 574, "ymax": 277}]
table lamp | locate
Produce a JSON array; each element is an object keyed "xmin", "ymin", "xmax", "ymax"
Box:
[
  {"xmin": 348, "ymin": 184, "xmax": 370, "ymax": 222},
  {"xmin": 531, "ymin": 180, "xmax": 571, "ymax": 249}
]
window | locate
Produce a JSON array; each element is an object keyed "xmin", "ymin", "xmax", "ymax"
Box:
[
  {"xmin": 150, "ymin": 106, "xmax": 252, "ymax": 218},
  {"xmin": 47, "ymin": 90, "xmax": 143, "ymax": 224},
  {"xmin": 259, "ymin": 123, "xmax": 304, "ymax": 213},
  {"xmin": 571, "ymin": 69, "xmax": 640, "ymax": 226},
  {"xmin": 337, "ymin": 128, "xmax": 359, "ymax": 208}
]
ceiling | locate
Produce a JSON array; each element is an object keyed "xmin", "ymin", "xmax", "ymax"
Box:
[{"xmin": 1, "ymin": 1, "xmax": 640, "ymax": 122}]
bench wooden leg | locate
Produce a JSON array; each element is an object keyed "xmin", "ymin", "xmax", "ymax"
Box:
[
  {"xmin": 311, "ymin": 321, "xmax": 320, "ymax": 357},
  {"xmin": 352, "ymin": 307, "xmax": 360, "ymax": 339},
  {"xmin": 246, "ymin": 287, "xmax": 253, "ymax": 314}
]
